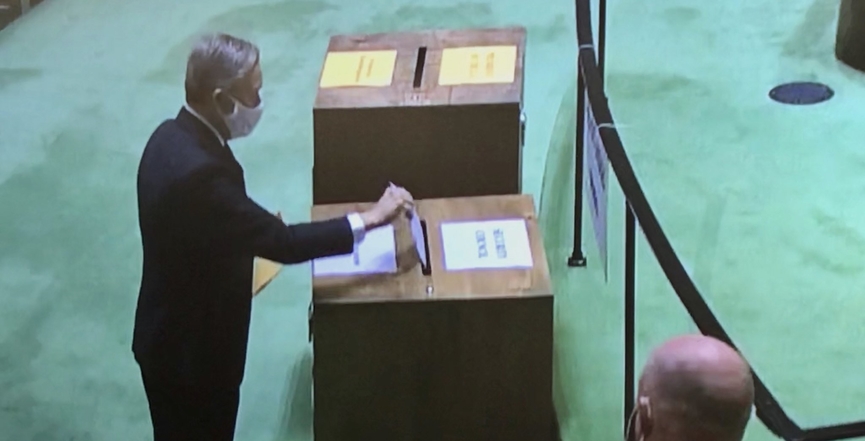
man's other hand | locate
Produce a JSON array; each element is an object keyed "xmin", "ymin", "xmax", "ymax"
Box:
[{"xmin": 360, "ymin": 185, "xmax": 414, "ymax": 230}]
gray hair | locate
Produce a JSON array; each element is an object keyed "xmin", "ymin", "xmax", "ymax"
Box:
[{"xmin": 184, "ymin": 33, "xmax": 260, "ymax": 103}]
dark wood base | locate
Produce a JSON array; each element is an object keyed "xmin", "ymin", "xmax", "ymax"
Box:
[
  {"xmin": 312, "ymin": 296, "xmax": 554, "ymax": 441},
  {"xmin": 313, "ymin": 103, "xmax": 522, "ymax": 204},
  {"xmin": 552, "ymin": 409, "xmax": 562, "ymax": 441},
  {"xmin": 0, "ymin": 0, "xmax": 45, "ymax": 31},
  {"xmin": 311, "ymin": 195, "xmax": 554, "ymax": 441},
  {"xmin": 0, "ymin": 0, "xmax": 22, "ymax": 30},
  {"xmin": 837, "ymin": 0, "xmax": 865, "ymax": 72}
]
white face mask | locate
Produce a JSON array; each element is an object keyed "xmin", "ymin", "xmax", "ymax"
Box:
[{"xmin": 216, "ymin": 90, "xmax": 263, "ymax": 140}]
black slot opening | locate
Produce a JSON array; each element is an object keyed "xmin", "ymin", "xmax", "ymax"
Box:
[
  {"xmin": 413, "ymin": 46, "xmax": 427, "ymax": 89},
  {"xmin": 420, "ymin": 219, "xmax": 432, "ymax": 276}
]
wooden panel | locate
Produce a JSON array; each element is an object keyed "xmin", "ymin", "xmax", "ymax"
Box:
[
  {"xmin": 312, "ymin": 27, "xmax": 526, "ymax": 205},
  {"xmin": 312, "ymin": 194, "xmax": 550, "ymax": 303},
  {"xmin": 0, "ymin": 1, "xmax": 22, "ymax": 31},
  {"xmin": 313, "ymin": 297, "xmax": 553, "ymax": 441},
  {"xmin": 313, "ymin": 102, "xmax": 521, "ymax": 204},
  {"xmin": 313, "ymin": 27, "xmax": 526, "ymax": 109},
  {"xmin": 311, "ymin": 194, "xmax": 554, "ymax": 441},
  {"xmin": 313, "ymin": 30, "xmax": 424, "ymax": 109},
  {"xmin": 424, "ymin": 28, "xmax": 526, "ymax": 106},
  {"xmin": 837, "ymin": 0, "xmax": 865, "ymax": 72},
  {"xmin": 0, "ymin": 0, "xmax": 46, "ymax": 31}
]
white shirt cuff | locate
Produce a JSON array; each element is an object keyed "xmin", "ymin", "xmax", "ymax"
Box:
[{"xmin": 346, "ymin": 213, "xmax": 366, "ymax": 243}]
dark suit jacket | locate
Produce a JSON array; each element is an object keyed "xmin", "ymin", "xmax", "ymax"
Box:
[{"xmin": 133, "ymin": 108, "xmax": 354, "ymax": 387}]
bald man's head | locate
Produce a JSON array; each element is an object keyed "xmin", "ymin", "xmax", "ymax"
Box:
[{"xmin": 632, "ymin": 335, "xmax": 755, "ymax": 441}]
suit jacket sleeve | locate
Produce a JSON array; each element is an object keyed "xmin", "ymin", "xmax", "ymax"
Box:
[{"xmin": 188, "ymin": 168, "xmax": 356, "ymax": 264}]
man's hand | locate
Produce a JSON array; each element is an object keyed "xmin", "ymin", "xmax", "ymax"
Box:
[{"xmin": 360, "ymin": 184, "xmax": 414, "ymax": 230}]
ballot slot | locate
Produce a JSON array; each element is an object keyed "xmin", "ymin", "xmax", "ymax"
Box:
[
  {"xmin": 408, "ymin": 206, "xmax": 431, "ymax": 276},
  {"xmin": 419, "ymin": 219, "xmax": 433, "ymax": 276},
  {"xmin": 413, "ymin": 46, "xmax": 427, "ymax": 89}
]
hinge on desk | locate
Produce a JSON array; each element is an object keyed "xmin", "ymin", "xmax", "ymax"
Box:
[{"xmin": 520, "ymin": 111, "xmax": 527, "ymax": 148}]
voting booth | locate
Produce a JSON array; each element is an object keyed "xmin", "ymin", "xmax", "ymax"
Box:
[
  {"xmin": 310, "ymin": 194, "xmax": 554, "ymax": 441},
  {"xmin": 312, "ymin": 27, "xmax": 527, "ymax": 205}
]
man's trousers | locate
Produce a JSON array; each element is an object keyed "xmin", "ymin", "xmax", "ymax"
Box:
[{"xmin": 140, "ymin": 368, "xmax": 241, "ymax": 441}]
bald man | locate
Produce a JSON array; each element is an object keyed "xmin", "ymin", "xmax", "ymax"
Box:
[{"xmin": 628, "ymin": 335, "xmax": 755, "ymax": 441}]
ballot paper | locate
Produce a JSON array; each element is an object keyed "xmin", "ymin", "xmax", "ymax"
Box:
[
  {"xmin": 439, "ymin": 219, "xmax": 534, "ymax": 271},
  {"xmin": 313, "ymin": 225, "xmax": 397, "ymax": 276},
  {"xmin": 409, "ymin": 208, "xmax": 428, "ymax": 269}
]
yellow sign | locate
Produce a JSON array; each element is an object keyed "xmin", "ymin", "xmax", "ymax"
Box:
[
  {"xmin": 252, "ymin": 258, "xmax": 282, "ymax": 297},
  {"xmin": 252, "ymin": 211, "xmax": 284, "ymax": 297},
  {"xmin": 319, "ymin": 50, "xmax": 397, "ymax": 88},
  {"xmin": 438, "ymin": 45, "xmax": 517, "ymax": 86}
]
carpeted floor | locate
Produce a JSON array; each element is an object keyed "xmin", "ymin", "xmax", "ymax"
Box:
[
  {"xmin": 548, "ymin": 0, "xmax": 865, "ymax": 439},
  {"xmin": 0, "ymin": 0, "xmax": 862, "ymax": 440}
]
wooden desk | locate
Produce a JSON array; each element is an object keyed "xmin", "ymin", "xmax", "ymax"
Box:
[
  {"xmin": 311, "ymin": 195, "xmax": 554, "ymax": 441},
  {"xmin": 312, "ymin": 27, "xmax": 527, "ymax": 204}
]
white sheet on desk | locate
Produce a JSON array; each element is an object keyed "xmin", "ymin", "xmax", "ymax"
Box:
[
  {"xmin": 440, "ymin": 218, "xmax": 533, "ymax": 271},
  {"xmin": 313, "ymin": 224, "xmax": 397, "ymax": 276}
]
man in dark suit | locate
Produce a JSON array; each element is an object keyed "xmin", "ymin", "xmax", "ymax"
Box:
[{"xmin": 133, "ymin": 33, "xmax": 414, "ymax": 441}]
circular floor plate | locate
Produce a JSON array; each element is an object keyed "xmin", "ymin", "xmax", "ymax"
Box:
[{"xmin": 769, "ymin": 82, "xmax": 834, "ymax": 105}]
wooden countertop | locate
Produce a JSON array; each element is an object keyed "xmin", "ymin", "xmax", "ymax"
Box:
[
  {"xmin": 312, "ymin": 194, "xmax": 551, "ymax": 304},
  {"xmin": 314, "ymin": 27, "xmax": 526, "ymax": 109}
]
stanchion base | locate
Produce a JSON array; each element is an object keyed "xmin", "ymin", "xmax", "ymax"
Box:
[{"xmin": 567, "ymin": 253, "xmax": 587, "ymax": 267}]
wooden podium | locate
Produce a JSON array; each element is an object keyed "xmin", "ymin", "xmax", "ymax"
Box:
[
  {"xmin": 310, "ymin": 195, "xmax": 554, "ymax": 441},
  {"xmin": 312, "ymin": 27, "xmax": 527, "ymax": 205}
]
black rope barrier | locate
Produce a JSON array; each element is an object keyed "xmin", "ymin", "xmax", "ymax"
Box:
[{"xmin": 572, "ymin": 0, "xmax": 865, "ymax": 439}]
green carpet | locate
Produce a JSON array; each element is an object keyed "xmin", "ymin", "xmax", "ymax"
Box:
[{"xmin": 0, "ymin": 0, "xmax": 862, "ymax": 440}]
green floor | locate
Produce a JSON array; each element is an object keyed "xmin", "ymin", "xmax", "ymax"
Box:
[{"xmin": 1, "ymin": 0, "xmax": 863, "ymax": 440}]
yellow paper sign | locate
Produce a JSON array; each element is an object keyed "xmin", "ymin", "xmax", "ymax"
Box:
[
  {"xmin": 319, "ymin": 50, "xmax": 397, "ymax": 88},
  {"xmin": 252, "ymin": 257, "xmax": 282, "ymax": 297},
  {"xmin": 438, "ymin": 45, "xmax": 517, "ymax": 86},
  {"xmin": 252, "ymin": 211, "xmax": 285, "ymax": 297}
]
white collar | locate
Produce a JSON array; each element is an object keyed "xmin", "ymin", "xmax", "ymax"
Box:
[{"xmin": 183, "ymin": 103, "xmax": 226, "ymax": 147}]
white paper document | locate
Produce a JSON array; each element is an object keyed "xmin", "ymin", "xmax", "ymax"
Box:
[
  {"xmin": 439, "ymin": 219, "xmax": 534, "ymax": 271},
  {"xmin": 409, "ymin": 208, "xmax": 428, "ymax": 269},
  {"xmin": 313, "ymin": 225, "xmax": 397, "ymax": 276}
]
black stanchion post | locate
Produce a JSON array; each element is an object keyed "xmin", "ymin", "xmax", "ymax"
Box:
[
  {"xmin": 569, "ymin": 66, "xmax": 588, "ymax": 267},
  {"xmin": 598, "ymin": 0, "xmax": 608, "ymax": 81},
  {"xmin": 624, "ymin": 205, "xmax": 637, "ymax": 440}
]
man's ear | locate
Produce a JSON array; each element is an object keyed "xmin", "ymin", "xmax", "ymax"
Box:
[
  {"xmin": 637, "ymin": 396, "xmax": 653, "ymax": 439},
  {"xmin": 212, "ymin": 88, "xmax": 235, "ymax": 115}
]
